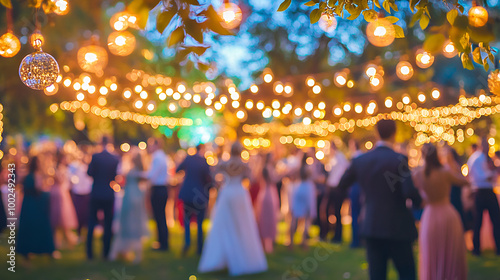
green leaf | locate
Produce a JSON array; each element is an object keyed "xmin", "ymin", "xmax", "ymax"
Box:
[
  {"xmin": 310, "ymin": 8, "xmax": 322, "ymax": 24},
  {"xmin": 461, "ymin": 53, "xmax": 474, "ymax": 70},
  {"xmin": 183, "ymin": 0, "xmax": 200, "ymax": 5},
  {"xmin": 419, "ymin": 14, "xmax": 429, "ymax": 29},
  {"xmin": 409, "ymin": 9, "xmax": 423, "ymax": 27},
  {"xmin": 204, "ymin": 6, "xmax": 233, "ymax": 35},
  {"xmin": 362, "ymin": 9, "xmax": 378, "ymax": 22},
  {"xmin": 328, "ymin": 0, "xmax": 338, "ymax": 7},
  {"xmin": 0, "ymin": 0, "xmax": 12, "ymax": 8},
  {"xmin": 347, "ymin": 5, "xmax": 362, "ymax": 20},
  {"xmin": 409, "ymin": 0, "xmax": 419, "ymax": 12},
  {"xmin": 385, "ymin": 16, "xmax": 399, "ymax": 23},
  {"xmin": 197, "ymin": 62, "xmax": 210, "ymax": 72},
  {"xmin": 483, "ymin": 58, "xmax": 489, "ymax": 71},
  {"xmin": 423, "ymin": 33, "xmax": 445, "ymax": 53},
  {"xmin": 304, "ymin": 0, "xmax": 318, "ymax": 7},
  {"xmin": 383, "ymin": 0, "xmax": 391, "ymax": 13},
  {"xmin": 167, "ymin": 26, "xmax": 185, "ymax": 47},
  {"xmin": 278, "ymin": 0, "xmax": 292, "ymax": 12},
  {"xmin": 446, "ymin": 9, "xmax": 458, "ymax": 25},
  {"xmin": 190, "ymin": 46, "xmax": 209, "ymax": 56},
  {"xmin": 185, "ymin": 19, "xmax": 204, "ymax": 43},
  {"xmin": 389, "ymin": 1, "xmax": 398, "ymax": 12},
  {"xmin": 156, "ymin": 10, "xmax": 176, "ymax": 34},
  {"xmin": 472, "ymin": 47, "xmax": 483, "ymax": 64},
  {"xmin": 394, "ymin": 25, "xmax": 405, "ymax": 38}
]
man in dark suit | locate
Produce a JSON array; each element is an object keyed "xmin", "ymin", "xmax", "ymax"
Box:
[
  {"xmin": 86, "ymin": 136, "xmax": 119, "ymax": 260},
  {"xmin": 338, "ymin": 120, "xmax": 421, "ymax": 280},
  {"xmin": 176, "ymin": 144, "xmax": 212, "ymax": 255}
]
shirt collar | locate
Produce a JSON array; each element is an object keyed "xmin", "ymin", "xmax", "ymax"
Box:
[{"xmin": 376, "ymin": 140, "xmax": 394, "ymax": 150}]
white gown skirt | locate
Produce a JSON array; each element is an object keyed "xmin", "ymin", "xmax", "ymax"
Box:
[{"xmin": 198, "ymin": 182, "xmax": 268, "ymax": 276}]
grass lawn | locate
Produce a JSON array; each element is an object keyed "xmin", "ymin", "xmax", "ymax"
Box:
[{"xmin": 0, "ymin": 221, "xmax": 499, "ymax": 280}]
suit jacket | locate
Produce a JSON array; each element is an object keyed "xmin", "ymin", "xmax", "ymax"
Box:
[
  {"xmin": 338, "ymin": 145, "xmax": 421, "ymax": 241},
  {"xmin": 176, "ymin": 154, "xmax": 212, "ymax": 206},
  {"xmin": 87, "ymin": 150, "xmax": 119, "ymax": 201}
]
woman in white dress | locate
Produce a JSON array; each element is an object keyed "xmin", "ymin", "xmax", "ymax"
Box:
[{"xmin": 198, "ymin": 142, "xmax": 268, "ymax": 276}]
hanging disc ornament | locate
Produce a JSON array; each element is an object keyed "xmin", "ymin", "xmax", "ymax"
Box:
[{"xmin": 19, "ymin": 39, "xmax": 60, "ymax": 90}]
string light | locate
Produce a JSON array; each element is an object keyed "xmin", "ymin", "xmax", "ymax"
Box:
[
  {"xmin": 468, "ymin": 5, "xmax": 488, "ymax": 27},
  {"xmin": 442, "ymin": 41, "xmax": 457, "ymax": 58},
  {"xmin": 396, "ymin": 61, "xmax": 414, "ymax": 81},
  {"xmin": 217, "ymin": 1, "xmax": 243, "ymax": 29},
  {"xmin": 431, "ymin": 88, "xmax": 441, "ymax": 100},
  {"xmin": 334, "ymin": 71, "xmax": 347, "ymax": 87},
  {"xmin": 108, "ymin": 31, "xmax": 136, "ymax": 56},
  {"xmin": 385, "ymin": 97, "xmax": 393, "ymax": 108},
  {"xmin": 318, "ymin": 14, "xmax": 337, "ymax": 33},
  {"xmin": 366, "ymin": 18, "xmax": 395, "ymax": 47},
  {"xmin": 416, "ymin": 49, "xmax": 434, "ymax": 68}
]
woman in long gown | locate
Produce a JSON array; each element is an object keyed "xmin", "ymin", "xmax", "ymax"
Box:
[
  {"xmin": 17, "ymin": 156, "xmax": 55, "ymax": 257},
  {"xmin": 50, "ymin": 152, "xmax": 78, "ymax": 249},
  {"xmin": 110, "ymin": 149, "xmax": 148, "ymax": 264},
  {"xmin": 256, "ymin": 153, "xmax": 280, "ymax": 253},
  {"xmin": 289, "ymin": 154, "xmax": 316, "ymax": 249},
  {"xmin": 198, "ymin": 142, "xmax": 268, "ymax": 276},
  {"xmin": 412, "ymin": 143, "xmax": 469, "ymax": 280}
]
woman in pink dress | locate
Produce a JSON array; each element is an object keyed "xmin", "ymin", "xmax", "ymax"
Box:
[
  {"xmin": 256, "ymin": 153, "xmax": 280, "ymax": 253},
  {"xmin": 50, "ymin": 152, "xmax": 78, "ymax": 250},
  {"xmin": 412, "ymin": 143, "xmax": 469, "ymax": 280}
]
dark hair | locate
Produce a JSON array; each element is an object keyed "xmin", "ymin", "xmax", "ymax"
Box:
[
  {"xmin": 471, "ymin": 143, "xmax": 478, "ymax": 151},
  {"xmin": 230, "ymin": 142, "xmax": 242, "ymax": 157},
  {"xmin": 29, "ymin": 156, "xmax": 39, "ymax": 174},
  {"xmin": 450, "ymin": 147, "xmax": 462, "ymax": 165},
  {"xmin": 422, "ymin": 143, "xmax": 442, "ymax": 177},
  {"xmin": 376, "ymin": 119, "xmax": 396, "ymax": 140},
  {"xmin": 262, "ymin": 153, "xmax": 271, "ymax": 183},
  {"xmin": 299, "ymin": 154, "xmax": 310, "ymax": 181},
  {"xmin": 196, "ymin": 143, "xmax": 205, "ymax": 152},
  {"xmin": 101, "ymin": 136, "xmax": 110, "ymax": 146}
]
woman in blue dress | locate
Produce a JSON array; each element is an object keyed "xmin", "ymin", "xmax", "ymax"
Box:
[
  {"xmin": 17, "ymin": 156, "xmax": 55, "ymax": 257},
  {"xmin": 109, "ymin": 149, "xmax": 148, "ymax": 264}
]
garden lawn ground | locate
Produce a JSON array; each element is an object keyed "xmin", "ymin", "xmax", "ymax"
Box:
[{"xmin": 0, "ymin": 222, "xmax": 499, "ymax": 280}]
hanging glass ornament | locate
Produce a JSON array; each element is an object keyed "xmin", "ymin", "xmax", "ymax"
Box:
[{"xmin": 19, "ymin": 39, "xmax": 60, "ymax": 90}]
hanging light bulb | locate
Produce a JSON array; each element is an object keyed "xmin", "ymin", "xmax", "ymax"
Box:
[
  {"xmin": 396, "ymin": 61, "xmax": 414, "ymax": 81},
  {"xmin": 366, "ymin": 18, "xmax": 395, "ymax": 47},
  {"xmin": 52, "ymin": 0, "xmax": 69, "ymax": 15},
  {"xmin": 217, "ymin": 1, "xmax": 243, "ymax": 29},
  {"xmin": 369, "ymin": 74, "xmax": 384, "ymax": 91},
  {"xmin": 77, "ymin": 44, "xmax": 108, "ymax": 74},
  {"xmin": 108, "ymin": 31, "xmax": 136, "ymax": 56},
  {"xmin": 365, "ymin": 64, "xmax": 377, "ymax": 77},
  {"xmin": 468, "ymin": 5, "xmax": 488, "ymax": 27},
  {"xmin": 318, "ymin": 14, "xmax": 337, "ymax": 33},
  {"xmin": 29, "ymin": 31, "xmax": 45, "ymax": 48},
  {"xmin": 416, "ymin": 49, "xmax": 434, "ymax": 68},
  {"xmin": 442, "ymin": 41, "xmax": 457, "ymax": 58},
  {"xmin": 0, "ymin": 32, "xmax": 21, "ymax": 58},
  {"xmin": 110, "ymin": 12, "xmax": 131, "ymax": 31},
  {"xmin": 334, "ymin": 71, "xmax": 347, "ymax": 87}
]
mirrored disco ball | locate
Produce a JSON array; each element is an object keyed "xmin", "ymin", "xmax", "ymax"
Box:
[{"xmin": 19, "ymin": 50, "xmax": 59, "ymax": 90}]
